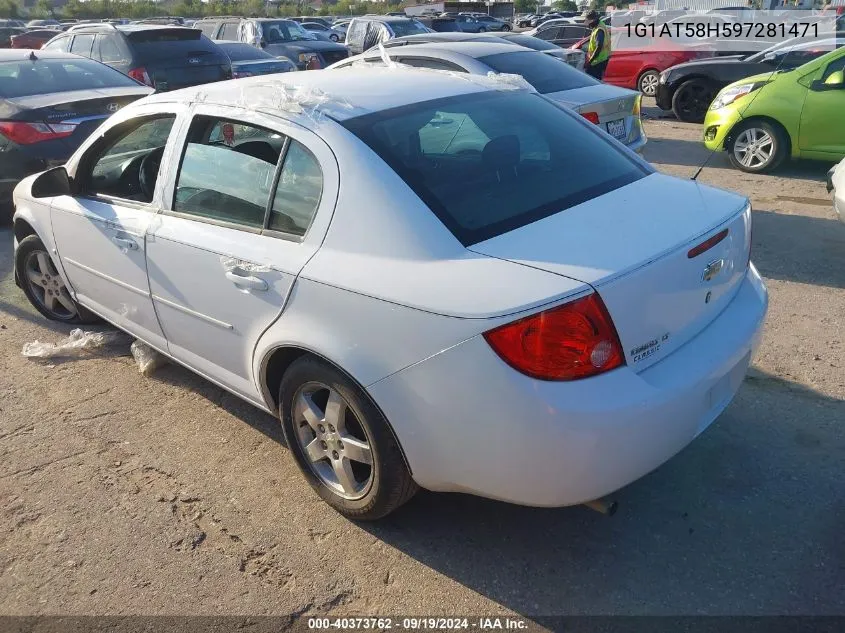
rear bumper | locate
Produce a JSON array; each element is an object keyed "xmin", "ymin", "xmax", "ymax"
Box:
[{"xmin": 369, "ymin": 264, "xmax": 768, "ymax": 507}]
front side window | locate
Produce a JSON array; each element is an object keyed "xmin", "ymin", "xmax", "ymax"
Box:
[
  {"xmin": 343, "ymin": 91, "xmax": 648, "ymax": 246},
  {"xmin": 261, "ymin": 20, "xmax": 312, "ymax": 43},
  {"xmin": 87, "ymin": 116, "xmax": 176, "ymax": 202},
  {"xmin": 389, "ymin": 20, "xmax": 429, "ymax": 37},
  {"xmin": 173, "ymin": 116, "xmax": 322, "ymax": 236}
]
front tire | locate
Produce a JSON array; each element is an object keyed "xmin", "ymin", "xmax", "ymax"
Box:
[
  {"xmin": 15, "ymin": 235, "xmax": 99, "ymax": 324},
  {"xmin": 477, "ymin": 27, "xmax": 486, "ymax": 32},
  {"xmin": 279, "ymin": 356, "xmax": 417, "ymax": 520},
  {"xmin": 330, "ymin": 34, "xmax": 339, "ymax": 42},
  {"xmin": 501, "ymin": 24, "xmax": 511, "ymax": 31},
  {"xmin": 637, "ymin": 69, "xmax": 659, "ymax": 96},
  {"xmin": 727, "ymin": 120, "xmax": 788, "ymax": 174},
  {"xmin": 671, "ymin": 79, "xmax": 714, "ymax": 123}
]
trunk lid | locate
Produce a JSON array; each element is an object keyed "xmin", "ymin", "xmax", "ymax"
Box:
[
  {"xmin": 470, "ymin": 174, "xmax": 751, "ymax": 371},
  {"xmin": 546, "ymin": 83, "xmax": 639, "ymax": 143},
  {"xmin": 127, "ymin": 28, "xmax": 231, "ymax": 90}
]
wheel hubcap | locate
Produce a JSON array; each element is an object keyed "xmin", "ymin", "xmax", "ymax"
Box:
[
  {"xmin": 24, "ymin": 250, "xmax": 77, "ymax": 318},
  {"xmin": 734, "ymin": 128, "xmax": 773, "ymax": 169},
  {"xmin": 641, "ymin": 74, "xmax": 658, "ymax": 95},
  {"xmin": 293, "ymin": 383, "xmax": 373, "ymax": 500}
]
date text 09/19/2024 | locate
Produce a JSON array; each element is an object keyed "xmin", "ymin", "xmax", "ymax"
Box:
[{"xmin": 307, "ymin": 617, "xmax": 529, "ymax": 630}]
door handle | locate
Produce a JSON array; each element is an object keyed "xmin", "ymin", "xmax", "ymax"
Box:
[
  {"xmin": 225, "ymin": 271, "xmax": 268, "ymax": 291},
  {"xmin": 113, "ymin": 236, "xmax": 138, "ymax": 251}
]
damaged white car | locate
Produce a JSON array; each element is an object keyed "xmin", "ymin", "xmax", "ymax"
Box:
[{"xmin": 13, "ymin": 68, "xmax": 767, "ymax": 520}]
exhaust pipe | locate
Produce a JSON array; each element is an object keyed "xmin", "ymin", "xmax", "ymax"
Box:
[{"xmin": 583, "ymin": 498, "xmax": 618, "ymax": 516}]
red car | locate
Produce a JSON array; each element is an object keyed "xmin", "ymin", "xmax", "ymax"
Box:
[
  {"xmin": 571, "ymin": 34, "xmax": 708, "ymax": 97},
  {"xmin": 10, "ymin": 29, "xmax": 61, "ymax": 50}
]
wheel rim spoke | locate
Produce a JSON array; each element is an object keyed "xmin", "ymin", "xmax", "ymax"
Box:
[
  {"xmin": 35, "ymin": 252, "xmax": 50, "ymax": 275},
  {"xmin": 323, "ymin": 390, "xmax": 346, "ymax": 429},
  {"xmin": 332, "ymin": 457, "xmax": 358, "ymax": 495},
  {"xmin": 26, "ymin": 268, "xmax": 44, "ymax": 287},
  {"xmin": 341, "ymin": 436, "xmax": 372, "ymax": 465},
  {"xmin": 44, "ymin": 291, "xmax": 57, "ymax": 311},
  {"xmin": 305, "ymin": 437, "xmax": 326, "ymax": 463},
  {"xmin": 295, "ymin": 392, "xmax": 323, "ymax": 432}
]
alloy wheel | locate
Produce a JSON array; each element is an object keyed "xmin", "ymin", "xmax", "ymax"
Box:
[
  {"xmin": 733, "ymin": 128, "xmax": 774, "ymax": 170},
  {"xmin": 640, "ymin": 72, "xmax": 659, "ymax": 96},
  {"xmin": 23, "ymin": 250, "xmax": 77, "ymax": 319},
  {"xmin": 293, "ymin": 382, "xmax": 374, "ymax": 500}
]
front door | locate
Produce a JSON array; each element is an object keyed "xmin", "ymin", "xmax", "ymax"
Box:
[
  {"xmin": 50, "ymin": 112, "xmax": 180, "ymax": 350},
  {"xmin": 798, "ymin": 55, "xmax": 845, "ymax": 156},
  {"xmin": 145, "ymin": 105, "xmax": 336, "ymax": 403}
]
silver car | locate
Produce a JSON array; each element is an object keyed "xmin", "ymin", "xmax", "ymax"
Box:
[
  {"xmin": 331, "ymin": 41, "xmax": 646, "ymax": 151},
  {"xmin": 828, "ymin": 157, "xmax": 845, "ymax": 225}
]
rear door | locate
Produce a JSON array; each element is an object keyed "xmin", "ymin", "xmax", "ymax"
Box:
[
  {"xmin": 145, "ymin": 104, "xmax": 338, "ymax": 402},
  {"xmin": 127, "ymin": 28, "xmax": 231, "ymax": 91}
]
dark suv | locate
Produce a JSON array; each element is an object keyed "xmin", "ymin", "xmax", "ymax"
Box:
[
  {"xmin": 41, "ymin": 24, "xmax": 231, "ymax": 91},
  {"xmin": 197, "ymin": 17, "xmax": 348, "ymax": 70},
  {"xmin": 344, "ymin": 16, "xmax": 429, "ymax": 55}
]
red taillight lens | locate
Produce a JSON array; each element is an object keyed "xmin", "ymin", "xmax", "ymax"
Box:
[
  {"xmin": 128, "ymin": 67, "xmax": 153, "ymax": 87},
  {"xmin": 687, "ymin": 228, "xmax": 729, "ymax": 259},
  {"xmin": 581, "ymin": 111, "xmax": 600, "ymax": 124},
  {"xmin": 483, "ymin": 293, "xmax": 625, "ymax": 381},
  {"xmin": 0, "ymin": 121, "xmax": 76, "ymax": 145}
]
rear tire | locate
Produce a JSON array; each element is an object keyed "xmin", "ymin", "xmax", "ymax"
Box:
[
  {"xmin": 15, "ymin": 235, "xmax": 99, "ymax": 324},
  {"xmin": 727, "ymin": 119, "xmax": 788, "ymax": 174},
  {"xmin": 671, "ymin": 79, "xmax": 714, "ymax": 123},
  {"xmin": 637, "ymin": 69, "xmax": 660, "ymax": 96},
  {"xmin": 501, "ymin": 24, "xmax": 511, "ymax": 31},
  {"xmin": 477, "ymin": 27, "xmax": 487, "ymax": 32},
  {"xmin": 279, "ymin": 356, "xmax": 417, "ymax": 521}
]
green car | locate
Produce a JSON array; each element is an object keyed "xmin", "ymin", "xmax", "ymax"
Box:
[{"xmin": 703, "ymin": 46, "xmax": 845, "ymax": 173}]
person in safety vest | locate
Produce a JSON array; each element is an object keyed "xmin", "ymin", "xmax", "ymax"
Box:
[{"xmin": 584, "ymin": 10, "xmax": 611, "ymax": 81}]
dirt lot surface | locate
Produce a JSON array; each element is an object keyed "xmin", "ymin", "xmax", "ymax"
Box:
[{"xmin": 0, "ymin": 102, "xmax": 843, "ymax": 620}]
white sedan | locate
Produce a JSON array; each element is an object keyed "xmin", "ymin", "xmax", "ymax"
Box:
[{"xmin": 12, "ymin": 68, "xmax": 768, "ymax": 520}]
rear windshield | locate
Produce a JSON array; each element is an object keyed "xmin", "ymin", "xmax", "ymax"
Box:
[
  {"xmin": 389, "ymin": 20, "xmax": 429, "ymax": 37},
  {"xmin": 0, "ymin": 58, "xmax": 139, "ymax": 98},
  {"xmin": 479, "ymin": 51, "xmax": 597, "ymax": 94},
  {"xmin": 343, "ymin": 91, "xmax": 648, "ymax": 246},
  {"xmin": 128, "ymin": 29, "xmax": 222, "ymax": 61},
  {"xmin": 261, "ymin": 20, "xmax": 313, "ymax": 43}
]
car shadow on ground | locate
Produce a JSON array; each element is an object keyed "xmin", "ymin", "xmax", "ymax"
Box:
[
  {"xmin": 643, "ymin": 137, "xmax": 834, "ymax": 182},
  {"xmin": 150, "ymin": 363, "xmax": 287, "ymax": 447},
  {"xmin": 752, "ymin": 209, "xmax": 845, "ymax": 289},
  {"xmin": 357, "ymin": 371, "xmax": 845, "ymax": 617}
]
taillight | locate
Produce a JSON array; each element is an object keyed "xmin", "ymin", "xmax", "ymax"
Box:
[
  {"xmin": 232, "ymin": 70, "xmax": 253, "ymax": 79},
  {"xmin": 128, "ymin": 67, "xmax": 153, "ymax": 87},
  {"xmin": 483, "ymin": 293, "xmax": 625, "ymax": 381},
  {"xmin": 581, "ymin": 111, "xmax": 600, "ymax": 124},
  {"xmin": 633, "ymin": 94, "xmax": 641, "ymax": 117},
  {"xmin": 0, "ymin": 121, "xmax": 77, "ymax": 145}
]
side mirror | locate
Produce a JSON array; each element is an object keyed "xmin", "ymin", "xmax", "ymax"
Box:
[{"xmin": 31, "ymin": 166, "xmax": 72, "ymax": 198}]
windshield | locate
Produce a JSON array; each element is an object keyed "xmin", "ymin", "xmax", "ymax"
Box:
[
  {"xmin": 479, "ymin": 51, "xmax": 598, "ymax": 94},
  {"xmin": 261, "ymin": 20, "xmax": 313, "ymax": 43},
  {"xmin": 390, "ymin": 20, "xmax": 429, "ymax": 37},
  {"xmin": 342, "ymin": 91, "xmax": 647, "ymax": 246},
  {"xmin": 745, "ymin": 36, "xmax": 838, "ymax": 62},
  {"xmin": 0, "ymin": 57, "xmax": 140, "ymax": 98}
]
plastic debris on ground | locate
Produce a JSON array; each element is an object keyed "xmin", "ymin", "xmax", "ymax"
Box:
[
  {"xmin": 21, "ymin": 328, "xmax": 125, "ymax": 359},
  {"xmin": 131, "ymin": 340, "xmax": 167, "ymax": 377}
]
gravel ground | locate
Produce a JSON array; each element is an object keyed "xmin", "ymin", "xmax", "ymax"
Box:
[{"xmin": 0, "ymin": 102, "xmax": 843, "ymax": 621}]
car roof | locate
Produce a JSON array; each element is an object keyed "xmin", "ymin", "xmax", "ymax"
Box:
[
  {"xmin": 0, "ymin": 49, "xmax": 81, "ymax": 61},
  {"xmin": 374, "ymin": 41, "xmax": 529, "ymax": 58},
  {"xmin": 142, "ymin": 67, "xmax": 519, "ymax": 121},
  {"xmin": 386, "ymin": 33, "xmax": 504, "ymax": 46},
  {"xmin": 354, "ymin": 15, "xmax": 419, "ymax": 23}
]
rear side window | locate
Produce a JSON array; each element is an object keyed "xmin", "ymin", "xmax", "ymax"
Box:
[
  {"xmin": 220, "ymin": 22, "xmax": 240, "ymax": 41},
  {"xmin": 97, "ymin": 34, "xmax": 125, "ymax": 63},
  {"xmin": 197, "ymin": 21, "xmax": 219, "ymax": 38},
  {"xmin": 70, "ymin": 33, "xmax": 95, "ymax": 56},
  {"xmin": 479, "ymin": 51, "xmax": 597, "ymax": 94},
  {"xmin": 173, "ymin": 116, "xmax": 322, "ymax": 236},
  {"xmin": 342, "ymin": 91, "xmax": 648, "ymax": 246}
]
